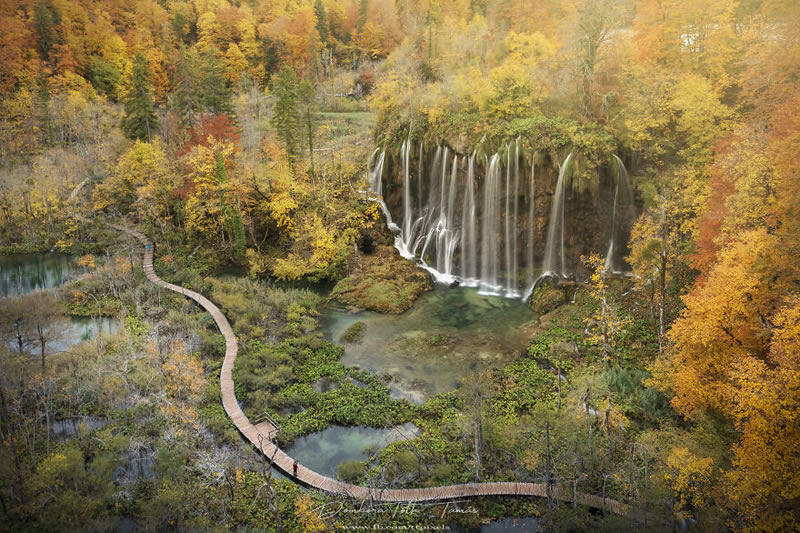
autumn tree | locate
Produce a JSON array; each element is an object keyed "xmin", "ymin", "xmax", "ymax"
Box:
[
  {"xmin": 223, "ymin": 43, "xmax": 248, "ymax": 86},
  {"xmin": 583, "ymin": 253, "xmax": 631, "ymax": 361},
  {"xmin": 661, "ymin": 229, "xmax": 790, "ymax": 418},
  {"xmin": 92, "ymin": 140, "xmax": 176, "ymax": 225},
  {"xmin": 122, "ymin": 53, "xmax": 158, "ymax": 141},
  {"xmin": 724, "ymin": 297, "xmax": 800, "ymax": 531},
  {"xmin": 664, "ymin": 447, "xmax": 714, "ymax": 521}
]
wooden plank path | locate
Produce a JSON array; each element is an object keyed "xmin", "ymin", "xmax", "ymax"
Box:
[{"xmin": 113, "ymin": 223, "xmax": 630, "ymax": 516}]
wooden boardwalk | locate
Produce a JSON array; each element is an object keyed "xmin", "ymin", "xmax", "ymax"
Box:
[{"xmin": 116, "ymin": 223, "xmax": 630, "ymax": 516}]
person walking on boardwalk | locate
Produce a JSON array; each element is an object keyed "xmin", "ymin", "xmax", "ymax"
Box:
[{"xmin": 293, "ymin": 461, "xmax": 298, "ymax": 476}]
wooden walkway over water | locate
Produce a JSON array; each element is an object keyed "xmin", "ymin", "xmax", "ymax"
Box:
[{"xmin": 116, "ymin": 223, "xmax": 629, "ymax": 516}]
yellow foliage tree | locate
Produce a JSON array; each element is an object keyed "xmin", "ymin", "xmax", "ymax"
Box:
[
  {"xmin": 664, "ymin": 446, "xmax": 714, "ymax": 520},
  {"xmin": 294, "ymin": 493, "xmax": 330, "ymax": 532},
  {"xmin": 724, "ymin": 297, "xmax": 800, "ymax": 532},
  {"xmin": 664, "ymin": 229, "xmax": 788, "ymax": 417},
  {"xmin": 483, "ymin": 31, "xmax": 557, "ymax": 121},
  {"xmin": 162, "ymin": 340, "xmax": 206, "ymax": 402},
  {"xmin": 182, "ymin": 138, "xmax": 237, "ymax": 246},
  {"xmin": 223, "ymin": 43, "xmax": 248, "ymax": 85},
  {"xmin": 583, "ymin": 253, "xmax": 632, "ymax": 360}
]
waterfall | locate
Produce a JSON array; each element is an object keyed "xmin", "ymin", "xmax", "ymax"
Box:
[
  {"xmin": 527, "ymin": 152, "xmax": 535, "ymax": 287},
  {"xmin": 460, "ymin": 153, "xmax": 478, "ymax": 285},
  {"xmin": 367, "ymin": 148, "xmax": 398, "ymax": 235},
  {"xmin": 504, "ymin": 145, "xmax": 512, "ymax": 296},
  {"xmin": 543, "ymin": 152, "xmax": 572, "ymax": 277},
  {"xmin": 479, "ymin": 154, "xmax": 502, "ymax": 295},
  {"xmin": 417, "ymin": 142, "xmax": 424, "ymax": 214},
  {"xmin": 370, "ymin": 140, "xmax": 634, "ymax": 300},
  {"xmin": 604, "ymin": 155, "xmax": 634, "ymax": 273},
  {"xmin": 510, "ymin": 138, "xmax": 520, "ymax": 296},
  {"xmin": 402, "ymin": 138, "xmax": 412, "ymax": 240},
  {"xmin": 448, "ymin": 155, "xmax": 458, "ymax": 226}
]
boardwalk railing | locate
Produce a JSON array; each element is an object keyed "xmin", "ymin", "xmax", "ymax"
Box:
[
  {"xmin": 110, "ymin": 220, "xmax": 630, "ymax": 517},
  {"xmin": 253, "ymin": 412, "xmax": 281, "ymax": 441}
]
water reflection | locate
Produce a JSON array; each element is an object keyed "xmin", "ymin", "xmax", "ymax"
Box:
[
  {"xmin": 285, "ymin": 423, "xmax": 419, "ymax": 478},
  {"xmin": 0, "ymin": 253, "xmax": 76, "ymax": 298}
]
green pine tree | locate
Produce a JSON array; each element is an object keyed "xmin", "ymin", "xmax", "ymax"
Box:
[
  {"xmin": 172, "ymin": 46, "xmax": 201, "ymax": 125},
  {"xmin": 315, "ymin": 0, "xmax": 329, "ymax": 44},
  {"xmin": 358, "ymin": 0, "xmax": 369, "ymax": 31},
  {"xmin": 271, "ymin": 67, "xmax": 301, "ymax": 163},
  {"xmin": 89, "ymin": 57, "xmax": 122, "ymax": 100},
  {"xmin": 200, "ymin": 48, "xmax": 234, "ymax": 117},
  {"xmin": 299, "ymin": 79, "xmax": 317, "ymax": 177},
  {"xmin": 121, "ymin": 53, "xmax": 159, "ymax": 141},
  {"xmin": 33, "ymin": 2, "xmax": 59, "ymax": 60},
  {"xmin": 34, "ymin": 70, "xmax": 52, "ymax": 145},
  {"xmin": 213, "ymin": 153, "xmax": 246, "ymax": 259}
]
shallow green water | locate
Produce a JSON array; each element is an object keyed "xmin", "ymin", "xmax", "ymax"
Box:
[
  {"xmin": 321, "ymin": 286, "xmax": 536, "ymax": 402},
  {"xmin": 0, "ymin": 253, "xmax": 76, "ymax": 297},
  {"xmin": 53, "ymin": 317, "xmax": 121, "ymax": 352},
  {"xmin": 285, "ymin": 423, "xmax": 419, "ymax": 478}
]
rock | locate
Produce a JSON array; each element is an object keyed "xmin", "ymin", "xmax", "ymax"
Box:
[
  {"xmin": 331, "ymin": 246, "xmax": 433, "ymax": 313},
  {"xmin": 529, "ymin": 283, "xmax": 565, "ymax": 314}
]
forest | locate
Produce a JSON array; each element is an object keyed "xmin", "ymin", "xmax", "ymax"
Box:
[{"xmin": 0, "ymin": 0, "xmax": 798, "ymax": 531}]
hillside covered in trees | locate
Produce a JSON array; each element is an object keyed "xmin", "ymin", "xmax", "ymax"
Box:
[{"xmin": 0, "ymin": 0, "xmax": 798, "ymax": 531}]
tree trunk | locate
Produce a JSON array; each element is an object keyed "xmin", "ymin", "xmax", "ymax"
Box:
[
  {"xmin": 306, "ymin": 107, "xmax": 315, "ymax": 179},
  {"xmin": 545, "ymin": 421, "xmax": 553, "ymax": 514},
  {"xmin": 557, "ymin": 363, "xmax": 562, "ymax": 410},
  {"xmin": 573, "ymin": 478, "xmax": 578, "ymax": 510},
  {"xmin": 37, "ymin": 324, "xmax": 46, "ymax": 375},
  {"xmin": 659, "ymin": 254, "xmax": 667, "ymax": 353},
  {"xmin": 474, "ymin": 421, "xmax": 482, "ymax": 482}
]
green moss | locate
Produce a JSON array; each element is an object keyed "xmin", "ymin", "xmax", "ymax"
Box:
[
  {"xmin": 529, "ymin": 284, "xmax": 564, "ymax": 314},
  {"xmin": 331, "ymin": 246, "xmax": 432, "ymax": 313},
  {"xmin": 339, "ymin": 321, "xmax": 366, "ymax": 343}
]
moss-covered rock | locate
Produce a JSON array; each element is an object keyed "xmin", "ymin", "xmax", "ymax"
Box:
[
  {"xmin": 339, "ymin": 321, "xmax": 366, "ymax": 343},
  {"xmin": 529, "ymin": 284, "xmax": 564, "ymax": 314},
  {"xmin": 331, "ymin": 246, "xmax": 432, "ymax": 313}
]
